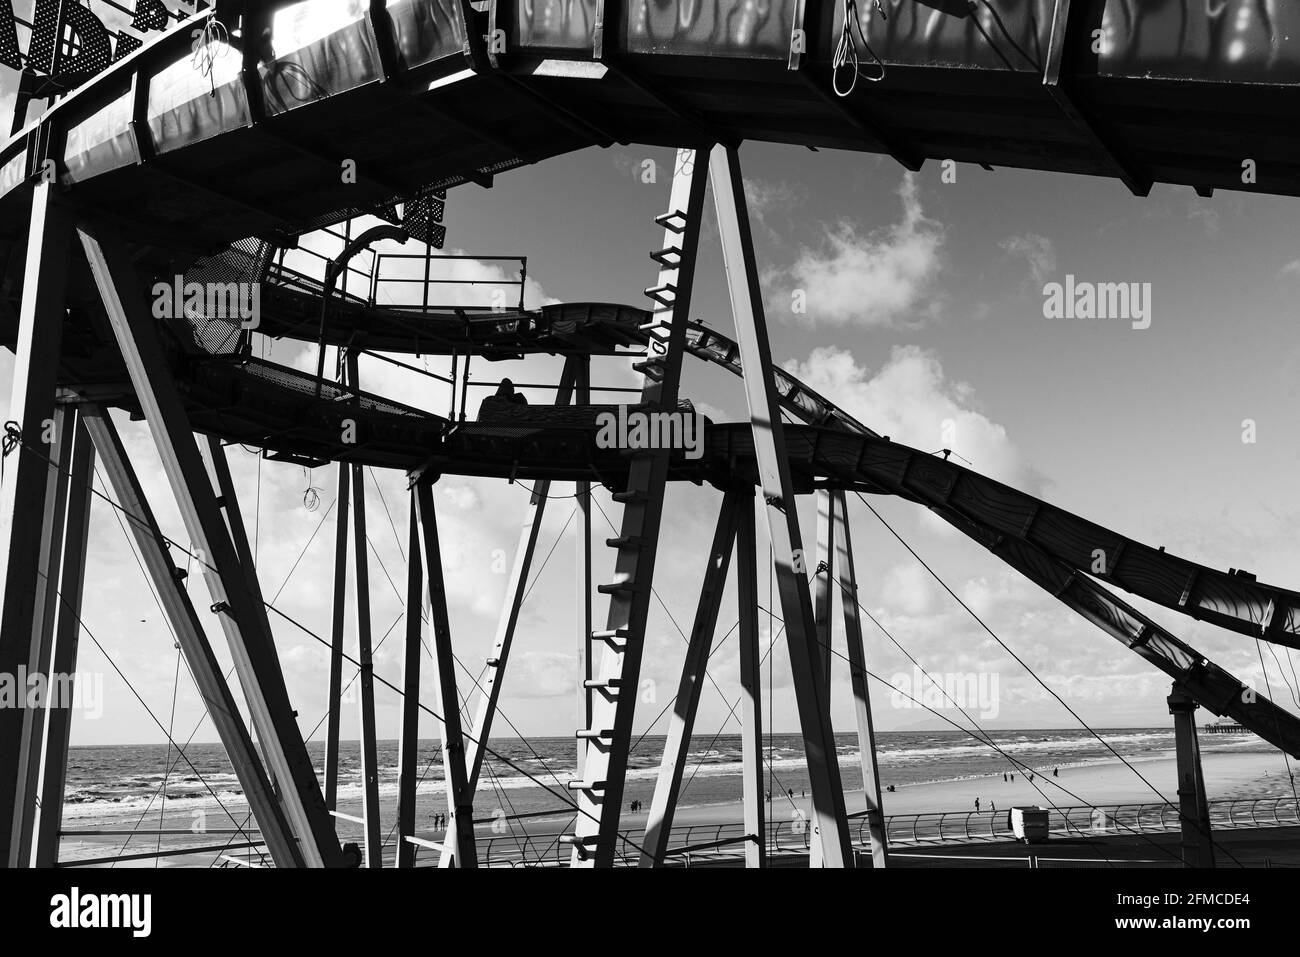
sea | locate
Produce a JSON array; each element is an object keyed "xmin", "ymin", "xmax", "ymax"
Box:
[{"xmin": 60, "ymin": 727, "xmax": 1279, "ymax": 839}]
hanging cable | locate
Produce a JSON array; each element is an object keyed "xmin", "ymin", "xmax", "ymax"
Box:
[
  {"xmin": 833, "ymin": 0, "xmax": 888, "ymax": 97},
  {"xmin": 852, "ymin": 491, "xmax": 1245, "ymax": 865}
]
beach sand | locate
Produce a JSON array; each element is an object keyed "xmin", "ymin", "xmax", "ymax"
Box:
[{"xmin": 60, "ymin": 748, "xmax": 1297, "ymax": 865}]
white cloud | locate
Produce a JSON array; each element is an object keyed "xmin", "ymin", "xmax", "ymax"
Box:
[
  {"xmin": 784, "ymin": 344, "xmax": 1048, "ymax": 496},
  {"xmin": 779, "ymin": 173, "xmax": 944, "ymax": 326},
  {"xmin": 1000, "ymin": 232, "xmax": 1057, "ymax": 284}
]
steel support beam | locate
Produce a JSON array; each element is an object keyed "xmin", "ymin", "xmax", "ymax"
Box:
[
  {"xmin": 31, "ymin": 413, "xmax": 95, "ymax": 868},
  {"xmin": 571, "ymin": 147, "xmax": 710, "ymax": 867},
  {"xmin": 1168, "ymin": 685, "xmax": 1215, "ymax": 868},
  {"xmin": 639, "ymin": 490, "xmax": 742, "ymax": 866},
  {"xmin": 575, "ymin": 356, "xmax": 592, "ymax": 778},
  {"xmin": 439, "ymin": 358, "xmax": 578, "ymax": 866},
  {"xmin": 77, "ymin": 222, "xmax": 343, "ymax": 867},
  {"xmin": 709, "ymin": 142, "xmax": 853, "ymax": 867},
  {"xmin": 79, "ymin": 407, "xmax": 302, "ymax": 867},
  {"xmin": 833, "ymin": 490, "xmax": 888, "ymax": 868},
  {"xmin": 0, "ymin": 181, "xmax": 72, "ymax": 867},
  {"xmin": 414, "ymin": 482, "xmax": 477, "ymax": 867},
  {"xmin": 344, "ymin": 352, "xmax": 383, "ymax": 867},
  {"xmin": 11, "ymin": 404, "xmax": 73, "ymax": 867},
  {"xmin": 324, "ymin": 461, "xmax": 349, "ymax": 811},
  {"xmin": 736, "ymin": 489, "xmax": 766, "ymax": 868},
  {"xmin": 813, "ymin": 489, "xmax": 835, "ymax": 697},
  {"xmin": 1044, "ymin": 0, "xmax": 1151, "ymax": 197},
  {"xmin": 396, "ymin": 502, "xmax": 423, "ymax": 868},
  {"xmin": 809, "ymin": 489, "xmax": 836, "ymax": 867}
]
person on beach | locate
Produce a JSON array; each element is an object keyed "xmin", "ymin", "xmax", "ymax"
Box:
[
  {"xmin": 1053, "ymin": 767, "xmax": 1059, "ymax": 777},
  {"xmin": 975, "ymin": 798, "xmax": 981, "ymax": 811},
  {"xmin": 1010, "ymin": 773, "xmax": 1015, "ymax": 782},
  {"xmin": 1003, "ymin": 773, "xmax": 1007, "ymax": 782}
]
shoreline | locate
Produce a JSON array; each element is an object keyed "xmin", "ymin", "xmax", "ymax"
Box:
[{"xmin": 55, "ymin": 748, "xmax": 1297, "ymax": 865}]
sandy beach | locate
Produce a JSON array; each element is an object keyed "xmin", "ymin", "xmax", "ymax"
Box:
[{"xmin": 56, "ymin": 746, "xmax": 1298, "ymax": 865}]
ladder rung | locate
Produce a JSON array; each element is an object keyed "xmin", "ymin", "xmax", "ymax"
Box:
[
  {"xmin": 485, "ymin": 657, "xmax": 500, "ymax": 667},
  {"xmin": 566, "ymin": 779, "xmax": 608, "ymax": 791},
  {"xmin": 612, "ymin": 489, "xmax": 647, "ymax": 504},
  {"xmin": 576, "ymin": 728, "xmax": 616, "ymax": 740},
  {"xmin": 655, "ymin": 210, "xmax": 688, "ymax": 233},
  {"xmin": 632, "ymin": 359, "xmax": 665, "ymax": 382},
  {"xmin": 606, "ymin": 535, "xmax": 645, "ymax": 549},
  {"xmin": 597, "ymin": 579, "xmax": 638, "ymax": 596},
  {"xmin": 592, "ymin": 628, "xmax": 629, "ymax": 642},
  {"xmin": 643, "ymin": 283, "xmax": 676, "ymax": 306},
  {"xmin": 584, "ymin": 678, "xmax": 623, "ymax": 690},
  {"xmin": 650, "ymin": 245, "xmax": 682, "ymax": 267}
]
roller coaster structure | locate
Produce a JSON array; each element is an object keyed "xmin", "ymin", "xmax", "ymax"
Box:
[{"xmin": 1, "ymin": 0, "xmax": 1300, "ymax": 868}]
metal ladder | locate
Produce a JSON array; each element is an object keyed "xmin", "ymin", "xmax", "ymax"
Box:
[{"xmin": 566, "ymin": 147, "xmax": 709, "ymax": 866}]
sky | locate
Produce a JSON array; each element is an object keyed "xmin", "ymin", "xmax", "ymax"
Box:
[{"xmin": 3, "ymin": 3, "xmax": 1300, "ymax": 757}]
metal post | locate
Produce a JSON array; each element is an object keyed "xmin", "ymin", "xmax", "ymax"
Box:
[
  {"xmin": 414, "ymin": 482, "xmax": 477, "ymax": 867},
  {"xmin": 11, "ymin": 404, "xmax": 73, "ymax": 867},
  {"xmin": 30, "ymin": 411, "xmax": 93, "ymax": 867},
  {"xmin": 736, "ymin": 489, "xmax": 766, "ymax": 867},
  {"xmin": 78, "ymin": 222, "xmax": 343, "ymax": 867},
  {"xmin": 396, "ymin": 501, "xmax": 423, "ymax": 868},
  {"xmin": 575, "ymin": 356, "xmax": 592, "ymax": 777},
  {"xmin": 324, "ymin": 462, "xmax": 349, "ymax": 811},
  {"xmin": 439, "ymin": 359, "xmax": 578, "ymax": 866},
  {"xmin": 640, "ymin": 490, "xmax": 742, "ymax": 866},
  {"xmin": 1168, "ymin": 684, "xmax": 1215, "ymax": 867},
  {"xmin": 809, "ymin": 489, "xmax": 835, "ymax": 867},
  {"xmin": 709, "ymin": 142, "xmax": 853, "ymax": 867},
  {"xmin": 78, "ymin": 407, "xmax": 302, "ymax": 867},
  {"xmin": 833, "ymin": 490, "xmax": 889, "ymax": 867},
  {"xmin": 0, "ymin": 181, "xmax": 72, "ymax": 866},
  {"xmin": 344, "ymin": 351, "xmax": 383, "ymax": 867}
]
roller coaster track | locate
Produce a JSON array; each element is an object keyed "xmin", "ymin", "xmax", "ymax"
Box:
[{"xmin": 189, "ymin": 274, "xmax": 1300, "ymax": 757}]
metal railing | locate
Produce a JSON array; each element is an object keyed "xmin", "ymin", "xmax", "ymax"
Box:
[
  {"xmin": 371, "ymin": 253, "xmax": 527, "ymax": 312},
  {"xmin": 459, "ymin": 797, "xmax": 1300, "ymax": 867}
]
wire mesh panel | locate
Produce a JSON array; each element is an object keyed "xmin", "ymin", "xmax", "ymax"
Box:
[
  {"xmin": 402, "ymin": 186, "xmax": 447, "ymax": 249},
  {"xmin": 177, "ymin": 237, "xmax": 276, "ymax": 355}
]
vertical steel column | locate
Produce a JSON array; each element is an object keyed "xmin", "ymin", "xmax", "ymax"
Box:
[
  {"xmin": 324, "ymin": 461, "xmax": 350, "ymax": 812},
  {"xmin": 396, "ymin": 502, "xmax": 423, "ymax": 868},
  {"xmin": 414, "ymin": 482, "xmax": 477, "ymax": 866},
  {"xmin": 575, "ymin": 356, "xmax": 592, "ymax": 778},
  {"xmin": 639, "ymin": 489, "xmax": 742, "ymax": 866},
  {"xmin": 833, "ymin": 490, "xmax": 889, "ymax": 867},
  {"xmin": 31, "ymin": 413, "xmax": 95, "ymax": 868},
  {"xmin": 439, "ymin": 358, "xmax": 578, "ymax": 866},
  {"xmin": 344, "ymin": 351, "xmax": 383, "ymax": 867},
  {"xmin": 1168, "ymin": 684, "xmax": 1215, "ymax": 868},
  {"xmin": 0, "ymin": 182, "xmax": 72, "ymax": 866},
  {"xmin": 78, "ymin": 223, "xmax": 343, "ymax": 867},
  {"xmin": 11, "ymin": 404, "xmax": 73, "ymax": 867},
  {"xmin": 79, "ymin": 407, "xmax": 302, "ymax": 867},
  {"xmin": 709, "ymin": 143, "xmax": 853, "ymax": 867},
  {"xmin": 571, "ymin": 147, "xmax": 710, "ymax": 867},
  {"xmin": 812, "ymin": 490, "xmax": 835, "ymax": 695},
  {"xmin": 809, "ymin": 489, "xmax": 835, "ymax": 867},
  {"xmin": 736, "ymin": 489, "xmax": 766, "ymax": 867}
]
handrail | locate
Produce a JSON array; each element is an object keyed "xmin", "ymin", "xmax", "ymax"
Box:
[{"xmin": 461, "ymin": 797, "xmax": 1300, "ymax": 866}]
